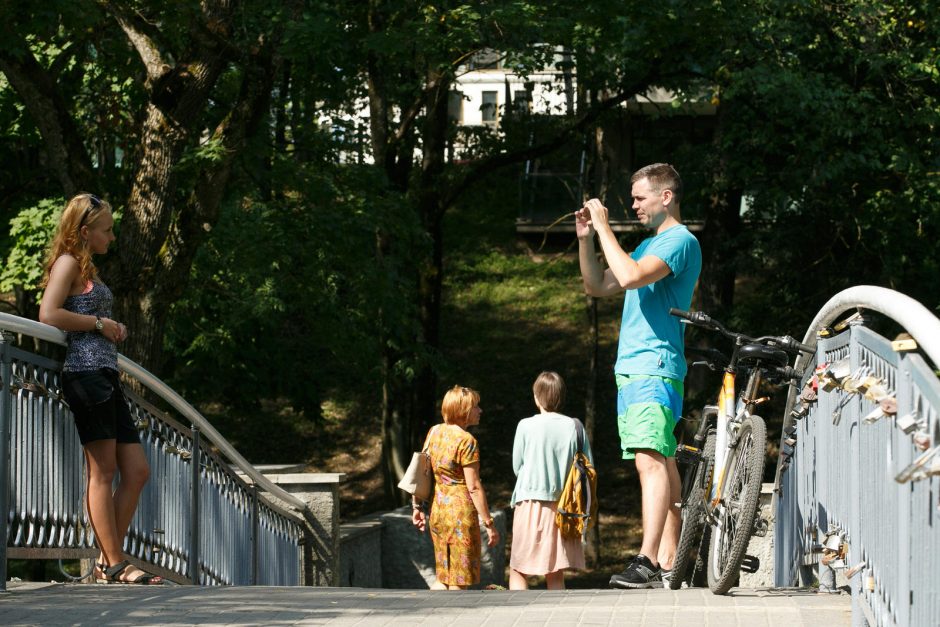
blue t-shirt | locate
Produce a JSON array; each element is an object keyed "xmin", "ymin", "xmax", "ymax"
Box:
[{"xmin": 615, "ymin": 224, "xmax": 702, "ymax": 380}]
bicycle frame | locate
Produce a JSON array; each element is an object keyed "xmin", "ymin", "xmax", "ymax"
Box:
[{"xmin": 707, "ymin": 367, "xmax": 766, "ymax": 518}]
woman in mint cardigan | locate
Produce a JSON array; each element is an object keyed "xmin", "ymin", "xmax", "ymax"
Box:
[{"xmin": 509, "ymin": 371, "xmax": 594, "ymax": 590}]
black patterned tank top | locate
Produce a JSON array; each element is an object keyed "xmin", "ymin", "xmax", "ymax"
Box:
[{"xmin": 62, "ymin": 281, "xmax": 118, "ymax": 372}]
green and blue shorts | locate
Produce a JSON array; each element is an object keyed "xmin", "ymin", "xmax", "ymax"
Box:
[{"xmin": 616, "ymin": 374, "xmax": 684, "ymax": 460}]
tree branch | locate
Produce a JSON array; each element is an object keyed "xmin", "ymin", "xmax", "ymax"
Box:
[
  {"xmin": 160, "ymin": 36, "xmax": 279, "ymax": 299},
  {"xmin": 0, "ymin": 26, "xmax": 96, "ymax": 194},
  {"xmin": 390, "ymin": 76, "xmax": 443, "ymax": 146},
  {"xmin": 98, "ymin": 0, "xmax": 169, "ymax": 81}
]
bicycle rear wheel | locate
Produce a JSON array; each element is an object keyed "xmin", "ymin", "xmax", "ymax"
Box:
[
  {"xmin": 668, "ymin": 429, "xmax": 716, "ymax": 589},
  {"xmin": 706, "ymin": 414, "xmax": 766, "ymax": 595}
]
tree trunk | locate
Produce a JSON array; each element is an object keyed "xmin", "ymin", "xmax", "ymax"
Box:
[
  {"xmin": 380, "ymin": 343, "xmax": 413, "ymax": 505},
  {"xmin": 697, "ymin": 103, "xmax": 742, "ymax": 319},
  {"xmin": 581, "ymin": 93, "xmax": 610, "ymax": 567},
  {"xmin": 410, "ymin": 70, "xmax": 451, "ymax": 449}
]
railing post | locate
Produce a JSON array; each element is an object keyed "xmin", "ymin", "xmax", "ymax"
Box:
[
  {"xmin": 0, "ymin": 331, "xmax": 13, "ymax": 593},
  {"xmin": 190, "ymin": 425, "xmax": 201, "ymax": 585},
  {"xmin": 251, "ymin": 486, "xmax": 259, "ymax": 585}
]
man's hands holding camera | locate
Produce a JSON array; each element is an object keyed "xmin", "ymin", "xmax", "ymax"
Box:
[{"xmin": 576, "ymin": 198, "xmax": 610, "ymax": 240}]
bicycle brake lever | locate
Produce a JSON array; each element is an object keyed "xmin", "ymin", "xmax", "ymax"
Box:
[{"xmin": 691, "ymin": 360, "xmax": 717, "ymax": 371}]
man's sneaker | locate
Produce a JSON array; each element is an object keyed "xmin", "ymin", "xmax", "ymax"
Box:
[{"xmin": 609, "ymin": 554, "xmax": 663, "ymax": 589}]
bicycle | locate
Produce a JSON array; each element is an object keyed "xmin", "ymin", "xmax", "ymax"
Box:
[{"xmin": 667, "ymin": 308, "xmax": 814, "ymax": 594}]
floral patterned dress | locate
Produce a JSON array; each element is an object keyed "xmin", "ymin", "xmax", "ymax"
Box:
[{"xmin": 423, "ymin": 423, "xmax": 481, "ymax": 586}]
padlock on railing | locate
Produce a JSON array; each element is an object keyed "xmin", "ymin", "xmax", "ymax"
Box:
[
  {"xmin": 817, "ymin": 358, "xmax": 851, "ymax": 392},
  {"xmin": 895, "ymin": 444, "xmax": 940, "ymax": 484},
  {"xmin": 894, "ymin": 411, "xmax": 923, "ymax": 435}
]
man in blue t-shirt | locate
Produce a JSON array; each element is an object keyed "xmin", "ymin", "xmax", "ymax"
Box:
[{"xmin": 576, "ymin": 163, "xmax": 702, "ymax": 589}]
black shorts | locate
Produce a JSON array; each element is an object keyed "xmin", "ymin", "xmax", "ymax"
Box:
[{"xmin": 62, "ymin": 369, "xmax": 140, "ymax": 445}]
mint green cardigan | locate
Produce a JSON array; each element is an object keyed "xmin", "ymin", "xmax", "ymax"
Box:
[{"xmin": 510, "ymin": 412, "xmax": 594, "ymax": 506}]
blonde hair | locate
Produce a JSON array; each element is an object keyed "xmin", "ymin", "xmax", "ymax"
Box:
[
  {"xmin": 533, "ymin": 371, "xmax": 566, "ymax": 412},
  {"xmin": 41, "ymin": 193, "xmax": 112, "ymax": 288},
  {"xmin": 441, "ymin": 385, "xmax": 480, "ymax": 424}
]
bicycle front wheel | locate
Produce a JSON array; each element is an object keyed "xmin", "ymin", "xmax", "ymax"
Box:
[
  {"xmin": 669, "ymin": 429, "xmax": 716, "ymax": 590},
  {"xmin": 706, "ymin": 414, "xmax": 766, "ymax": 595}
]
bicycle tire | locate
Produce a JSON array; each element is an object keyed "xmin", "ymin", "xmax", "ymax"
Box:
[
  {"xmin": 690, "ymin": 523, "xmax": 712, "ymax": 588},
  {"xmin": 706, "ymin": 414, "xmax": 766, "ymax": 595},
  {"xmin": 668, "ymin": 429, "xmax": 716, "ymax": 589}
]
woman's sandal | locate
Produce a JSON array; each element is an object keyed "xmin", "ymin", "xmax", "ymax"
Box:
[{"xmin": 94, "ymin": 560, "xmax": 164, "ymax": 585}]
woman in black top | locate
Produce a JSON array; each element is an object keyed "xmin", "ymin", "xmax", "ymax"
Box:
[{"xmin": 39, "ymin": 193, "xmax": 162, "ymax": 585}]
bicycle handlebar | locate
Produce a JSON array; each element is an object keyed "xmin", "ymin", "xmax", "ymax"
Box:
[
  {"xmin": 775, "ymin": 335, "xmax": 816, "ymax": 355},
  {"xmin": 669, "ymin": 307, "xmax": 692, "ymax": 321},
  {"xmin": 670, "ymin": 308, "xmax": 815, "ymax": 355},
  {"xmin": 668, "ymin": 308, "xmax": 728, "ymax": 333}
]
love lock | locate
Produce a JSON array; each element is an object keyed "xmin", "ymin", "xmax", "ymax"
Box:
[
  {"xmin": 913, "ymin": 431, "xmax": 932, "ymax": 451},
  {"xmin": 845, "ymin": 561, "xmax": 867, "ymax": 579},
  {"xmin": 852, "ymin": 375, "xmax": 877, "ymax": 395},
  {"xmin": 891, "ymin": 333, "xmax": 917, "ymax": 352},
  {"xmin": 895, "ymin": 444, "xmax": 940, "ymax": 484},
  {"xmin": 879, "ymin": 397, "xmax": 898, "ymax": 415},
  {"xmin": 863, "ymin": 395, "xmax": 896, "ymax": 424},
  {"xmin": 860, "ymin": 377, "xmax": 890, "ymax": 402},
  {"xmin": 863, "ymin": 405, "xmax": 886, "ymax": 424},
  {"xmin": 894, "ymin": 411, "xmax": 922, "ymax": 435},
  {"xmin": 841, "ymin": 367, "xmax": 872, "ymax": 394},
  {"xmin": 801, "ymin": 377, "xmax": 819, "ymax": 402},
  {"xmin": 823, "ymin": 533, "xmax": 842, "ymax": 552},
  {"xmin": 818, "ymin": 312, "xmax": 865, "ymax": 338},
  {"xmin": 791, "ymin": 403, "xmax": 809, "ymax": 421},
  {"xmin": 819, "ymin": 358, "xmax": 851, "ymax": 391}
]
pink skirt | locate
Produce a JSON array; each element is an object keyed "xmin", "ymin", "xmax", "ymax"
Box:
[{"xmin": 510, "ymin": 500, "xmax": 585, "ymax": 575}]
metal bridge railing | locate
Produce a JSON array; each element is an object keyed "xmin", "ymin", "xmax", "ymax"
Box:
[
  {"xmin": 774, "ymin": 286, "xmax": 940, "ymax": 627},
  {"xmin": 0, "ymin": 312, "xmax": 313, "ymax": 588}
]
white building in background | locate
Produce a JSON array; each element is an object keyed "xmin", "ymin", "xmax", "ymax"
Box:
[
  {"xmin": 448, "ymin": 48, "xmax": 576, "ymax": 126},
  {"xmin": 448, "ymin": 48, "xmax": 707, "ymax": 127},
  {"xmin": 324, "ymin": 47, "xmax": 708, "ymax": 164}
]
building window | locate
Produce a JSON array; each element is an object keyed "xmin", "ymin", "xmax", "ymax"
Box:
[
  {"xmin": 513, "ymin": 90, "xmax": 530, "ymax": 114},
  {"xmin": 448, "ymin": 91, "xmax": 464, "ymax": 123},
  {"xmin": 481, "ymin": 91, "xmax": 498, "ymax": 123}
]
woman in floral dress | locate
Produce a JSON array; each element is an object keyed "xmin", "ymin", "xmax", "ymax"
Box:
[{"xmin": 411, "ymin": 385, "xmax": 500, "ymax": 589}]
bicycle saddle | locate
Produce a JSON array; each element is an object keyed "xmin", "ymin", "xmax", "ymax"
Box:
[{"xmin": 738, "ymin": 343, "xmax": 790, "ymax": 367}]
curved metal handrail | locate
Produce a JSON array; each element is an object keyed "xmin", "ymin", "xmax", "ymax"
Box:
[
  {"xmin": 0, "ymin": 311, "xmax": 309, "ymax": 514},
  {"xmin": 798, "ymin": 284, "xmax": 940, "ymax": 369}
]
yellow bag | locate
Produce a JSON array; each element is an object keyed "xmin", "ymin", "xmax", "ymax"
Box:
[{"xmin": 555, "ymin": 424, "xmax": 598, "ymax": 540}]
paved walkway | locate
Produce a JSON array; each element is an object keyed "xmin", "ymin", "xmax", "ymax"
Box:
[{"xmin": 0, "ymin": 581, "xmax": 851, "ymax": 626}]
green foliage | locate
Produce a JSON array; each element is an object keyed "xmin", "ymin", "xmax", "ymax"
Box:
[
  {"xmin": 708, "ymin": 0, "xmax": 940, "ymax": 328},
  {"xmin": 0, "ymin": 198, "xmax": 62, "ymax": 297},
  {"xmin": 3, "ymin": 0, "xmax": 940, "ymax": 486},
  {"xmin": 164, "ymin": 164, "xmax": 426, "ymax": 417}
]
